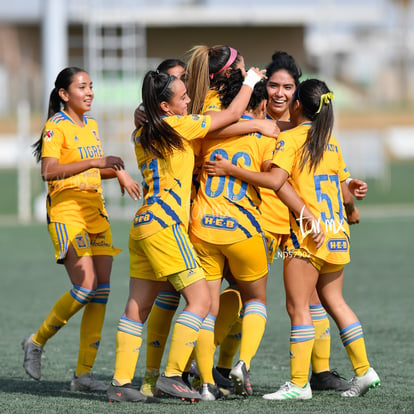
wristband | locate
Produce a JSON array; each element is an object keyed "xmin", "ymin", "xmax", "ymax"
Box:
[
  {"xmin": 242, "ymin": 69, "xmax": 262, "ymax": 89},
  {"xmin": 346, "ymin": 177, "xmax": 353, "ymax": 186}
]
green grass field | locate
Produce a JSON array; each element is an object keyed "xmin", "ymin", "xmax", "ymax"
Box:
[{"xmin": 1, "ymin": 214, "xmax": 413, "ymax": 413}]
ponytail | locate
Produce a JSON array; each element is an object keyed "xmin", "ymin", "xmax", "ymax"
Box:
[
  {"xmin": 296, "ymin": 79, "xmax": 334, "ymax": 172},
  {"xmin": 186, "ymin": 45, "xmax": 211, "ymax": 114},
  {"xmin": 139, "ymin": 70, "xmax": 184, "ymax": 159}
]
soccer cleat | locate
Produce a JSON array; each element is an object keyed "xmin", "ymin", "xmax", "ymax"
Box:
[
  {"xmin": 262, "ymin": 381, "xmax": 312, "ymax": 400},
  {"xmin": 22, "ymin": 334, "xmax": 43, "ymax": 380},
  {"xmin": 155, "ymin": 374, "xmax": 201, "ymax": 401},
  {"xmin": 230, "ymin": 360, "xmax": 253, "ymax": 396},
  {"xmin": 310, "ymin": 370, "xmax": 351, "ymax": 391},
  {"xmin": 140, "ymin": 369, "xmax": 159, "ymax": 397},
  {"xmin": 107, "ymin": 380, "xmax": 160, "ymax": 403},
  {"xmin": 70, "ymin": 372, "xmax": 108, "ymax": 392},
  {"xmin": 341, "ymin": 367, "xmax": 380, "ymax": 397},
  {"xmin": 200, "ymin": 383, "xmax": 224, "ymax": 401}
]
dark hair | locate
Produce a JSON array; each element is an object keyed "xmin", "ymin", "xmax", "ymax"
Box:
[
  {"xmin": 266, "ymin": 51, "xmax": 302, "ymax": 87},
  {"xmin": 294, "ymin": 78, "xmax": 334, "ymax": 172},
  {"xmin": 139, "ymin": 70, "xmax": 184, "ymax": 159},
  {"xmin": 157, "ymin": 58, "xmax": 186, "ymax": 73},
  {"xmin": 220, "ymin": 70, "xmax": 267, "ymax": 112},
  {"xmin": 32, "ymin": 66, "xmax": 86, "ymax": 163},
  {"xmin": 208, "ymin": 45, "xmax": 242, "ymax": 87}
]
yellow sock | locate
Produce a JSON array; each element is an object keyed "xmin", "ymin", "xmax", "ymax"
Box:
[
  {"xmin": 239, "ymin": 302, "xmax": 267, "ymax": 370},
  {"xmin": 33, "ymin": 286, "xmax": 94, "ymax": 347},
  {"xmin": 217, "ymin": 318, "xmax": 242, "ymax": 370},
  {"xmin": 290, "ymin": 325, "xmax": 315, "ymax": 387},
  {"xmin": 113, "ymin": 316, "xmax": 143, "ymax": 385},
  {"xmin": 75, "ymin": 284, "xmax": 109, "ymax": 376},
  {"xmin": 194, "ymin": 315, "xmax": 216, "ymax": 384},
  {"xmin": 146, "ymin": 291, "xmax": 180, "ymax": 373},
  {"xmin": 340, "ymin": 322, "xmax": 370, "ymax": 377},
  {"xmin": 214, "ymin": 288, "xmax": 242, "ymax": 345},
  {"xmin": 164, "ymin": 311, "xmax": 203, "ymax": 378},
  {"xmin": 310, "ymin": 304, "xmax": 331, "ymax": 373},
  {"xmin": 184, "ymin": 350, "xmax": 195, "ymax": 373}
]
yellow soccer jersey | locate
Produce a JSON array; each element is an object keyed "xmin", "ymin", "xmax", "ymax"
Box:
[
  {"xmin": 130, "ymin": 114, "xmax": 211, "ymax": 240},
  {"xmin": 257, "ymin": 113, "xmax": 290, "ymax": 235},
  {"xmin": 41, "ymin": 111, "xmax": 109, "ymax": 233},
  {"xmin": 259, "ymin": 184, "xmax": 290, "ymax": 235},
  {"xmin": 201, "ymin": 89, "xmax": 221, "ymax": 114},
  {"xmin": 190, "ymin": 116, "xmax": 275, "ymax": 245},
  {"xmin": 272, "ymin": 122, "xmax": 351, "ymax": 264}
]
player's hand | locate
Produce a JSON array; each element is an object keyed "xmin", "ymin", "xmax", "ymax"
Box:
[
  {"xmin": 116, "ymin": 169, "xmax": 141, "ymax": 200},
  {"xmin": 348, "ymin": 179, "xmax": 368, "ymax": 200},
  {"xmin": 257, "ymin": 119, "xmax": 280, "ymax": 138},
  {"xmin": 134, "ymin": 103, "xmax": 147, "ymax": 128},
  {"xmin": 204, "ymin": 154, "xmax": 232, "ymax": 176},
  {"xmin": 96, "ymin": 156, "xmax": 125, "ymax": 170}
]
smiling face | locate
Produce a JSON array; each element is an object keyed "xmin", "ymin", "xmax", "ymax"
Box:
[
  {"xmin": 266, "ymin": 69, "xmax": 296, "ymax": 121},
  {"xmin": 59, "ymin": 71, "xmax": 94, "ymax": 117},
  {"xmin": 161, "ymin": 79, "xmax": 191, "ymax": 116}
]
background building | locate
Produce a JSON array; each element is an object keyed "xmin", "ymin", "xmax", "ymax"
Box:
[{"xmin": 0, "ymin": 0, "xmax": 413, "ymax": 222}]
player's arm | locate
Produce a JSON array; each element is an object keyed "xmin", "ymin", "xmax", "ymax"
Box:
[
  {"xmin": 341, "ymin": 180, "xmax": 359, "ymax": 224},
  {"xmin": 204, "ymin": 153, "xmax": 288, "ymax": 192},
  {"xmin": 277, "ymin": 182, "xmax": 325, "ymax": 248},
  {"xmin": 41, "ymin": 156, "xmax": 124, "ymax": 181},
  {"xmin": 100, "ymin": 168, "xmax": 141, "ymax": 200},
  {"xmin": 206, "ymin": 118, "xmax": 280, "ymax": 139}
]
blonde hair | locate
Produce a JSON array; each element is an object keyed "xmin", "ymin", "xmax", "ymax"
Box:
[{"xmin": 185, "ymin": 45, "xmax": 211, "ymax": 114}]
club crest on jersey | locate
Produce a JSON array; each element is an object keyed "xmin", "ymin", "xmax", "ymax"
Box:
[
  {"xmin": 275, "ymin": 140, "xmax": 285, "ymax": 152},
  {"xmin": 92, "ymin": 130, "xmax": 100, "ymax": 141},
  {"xmin": 75, "ymin": 235, "xmax": 88, "ymax": 249},
  {"xmin": 43, "ymin": 129, "xmax": 54, "ymax": 142},
  {"xmin": 191, "ymin": 115, "xmax": 202, "ymax": 121}
]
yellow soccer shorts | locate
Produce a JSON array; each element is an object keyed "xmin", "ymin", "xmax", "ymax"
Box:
[
  {"xmin": 190, "ymin": 232, "xmax": 269, "ymax": 282},
  {"xmin": 263, "ymin": 230, "xmax": 288, "ymax": 264},
  {"xmin": 284, "ymin": 243, "xmax": 345, "ymax": 275},
  {"xmin": 48, "ymin": 222, "xmax": 121, "ymax": 264},
  {"xmin": 129, "ymin": 223, "xmax": 205, "ymax": 291}
]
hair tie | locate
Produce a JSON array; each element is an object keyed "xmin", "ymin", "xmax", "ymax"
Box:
[
  {"xmin": 315, "ymin": 92, "xmax": 334, "ymax": 114},
  {"xmin": 209, "ymin": 47, "xmax": 238, "ymax": 80},
  {"xmin": 159, "ymin": 74, "xmax": 173, "ymax": 99}
]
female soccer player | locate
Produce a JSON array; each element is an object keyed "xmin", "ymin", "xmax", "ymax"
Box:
[
  {"xmin": 136, "ymin": 49, "xmax": 280, "ymax": 399},
  {"xmin": 106, "ymin": 66, "xmax": 265, "ymax": 403},
  {"xmin": 205, "ymin": 78, "xmax": 380, "ymax": 400},
  {"xmin": 189, "ymin": 67, "xmax": 322, "ymax": 399},
  {"xmin": 24, "ymin": 67, "xmax": 140, "ymax": 391}
]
